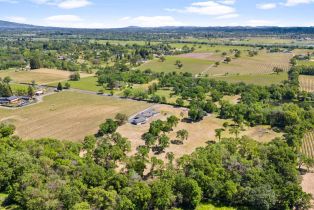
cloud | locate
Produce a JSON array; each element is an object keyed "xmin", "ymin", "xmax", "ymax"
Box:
[
  {"xmin": 5, "ymin": 16, "xmax": 27, "ymax": 23},
  {"xmin": 45, "ymin": 14, "xmax": 82, "ymax": 21},
  {"xmin": 119, "ymin": 16, "xmax": 183, "ymax": 27},
  {"xmin": 218, "ymin": 0, "xmax": 236, "ymax": 5},
  {"xmin": 257, "ymin": 3, "xmax": 277, "ymax": 9},
  {"xmin": 283, "ymin": 0, "xmax": 314, "ymax": 6},
  {"xmin": 32, "ymin": 0, "xmax": 91, "ymax": 9},
  {"xmin": 166, "ymin": 0, "xmax": 238, "ymax": 18}
]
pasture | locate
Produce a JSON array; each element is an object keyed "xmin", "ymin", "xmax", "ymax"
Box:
[
  {"xmin": 209, "ymin": 73, "xmax": 288, "ymax": 86},
  {"xmin": 0, "ymin": 68, "xmax": 92, "ymax": 85},
  {"xmin": 301, "ymin": 131, "xmax": 314, "ymax": 158},
  {"xmin": 299, "ymin": 75, "xmax": 314, "ymax": 92},
  {"xmin": 206, "ymin": 51, "xmax": 292, "ymax": 76},
  {"xmin": 139, "ymin": 56, "xmax": 214, "ymax": 75},
  {"xmin": 49, "ymin": 76, "xmax": 101, "ymax": 92},
  {"xmin": 0, "ymin": 91, "xmax": 150, "ymax": 141}
]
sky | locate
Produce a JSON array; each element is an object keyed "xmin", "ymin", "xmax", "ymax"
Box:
[{"xmin": 1, "ymin": 0, "xmax": 314, "ymax": 28}]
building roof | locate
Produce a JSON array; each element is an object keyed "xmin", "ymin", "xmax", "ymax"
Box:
[
  {"xmin": 131, "ymin": 117, "xmax": 147, "ymax": 124},
  {"xmin": 7, "ymin": 96, "xmax": 19, "ymax": 101}
]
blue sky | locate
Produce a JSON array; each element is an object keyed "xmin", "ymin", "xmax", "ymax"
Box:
[{"xmin": 1, "ymin": 0, "xmax": 314, "ymax": 28}]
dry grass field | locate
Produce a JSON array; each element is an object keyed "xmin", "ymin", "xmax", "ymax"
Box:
[
  {"xmin": 0, "ymin": 91, "xmax": 150, "ymax": 141},
  {"xmin": 139, "ymin": 56, "xmax": 214, "ymax": 75},
  {"xmin": 300, "ymin": 75, "xmax": 314, "ymax": 92},
  {"xmin": 301, "ymin": 173, "xmax": 314, "ymax": 210},
  {"xmin": 118, "ymin": 104, "xmax": 281, "ymax": 160},
  {"xmin": 0, "ymin": 68, "xmax": 92, "ymax": 85},
  {"xmin": 207, "ymin": 52, "xmax": 292, "ymax": 76}
]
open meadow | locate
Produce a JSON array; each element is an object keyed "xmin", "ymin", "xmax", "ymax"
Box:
[
  {"xmin": 139, "ymin": 56, "xmax": 214, "ymax": 75},
  {"xmin": 0, "ymin": 91, "xmax": 151, "ymax": 141},
  {"xmin": 0, "ymin": 68, "xmax": 92, "ymax": 85},
  {"xmin": 206, "ymin": 51, "xmax": 292, "ymax": 76},
  {"xmin": 209, "ymin": 73, "xmax": 288, "ymax": 86}
]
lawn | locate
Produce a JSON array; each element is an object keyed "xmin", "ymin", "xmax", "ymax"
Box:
[
  {"xmin": 0, "ymin": 68, "xmax": 92, "ymax": 85},
  {"xmin": 139, "ymin": 56, "xmax": 214, "ymax": 75},
  {"xmin": 50, "ymin": 76, "xmax": 101, "ymax": 92},
  {"xmin": 209, "ymin": 73, "xmax": 288, "ymax": 86},
  {"xmin": 196, "ymin": 203, "xmax": 236, "ymax": 210},
  {"xmin": 0, "ymin": 91, "xmax": 151, "ymax": 141}
]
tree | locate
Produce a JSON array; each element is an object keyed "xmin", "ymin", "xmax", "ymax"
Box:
[
  {"xmin": 188, "ymin": 107, "xmax": 206, "ymax": 122},
  {"xmin": 176, "ymin": 129, "xmax": 189, "ymax": 143},
  {"xmin": 229, "ymin": 125, "xmax": 241, "ymax": 139},
  {"xmin": 273, "ymin": 67, "xmax": 284, "ymax": 75},
  {"xmin": 225, "ymin": 57, "xmax": 232, "ymax": 63},
  {"xmin": 57, "ymin": 82, "xmax": 63, "ymax": 91},
  {"xmin": 64, "ymin": 82, "xmax": 71, "ymax": 89},
  {"xmin": 0, "ymin": 123, "xmax": 15, "ymax": 137},
  {"xmin": 27, "ymin": 85, "xmax": 35, "ymax": 97},
  {"xmin": 151, "ymin": 180, "xmax": 175, "ymax": 209},
  {"xmin": 98, "ymin": 119, "xmax": 118, "ymax": 136},
  {"xmin": 159, "ymin": 56, "xmax": 166, "ymax": 62},
  {"xmin": 215, "ymin": 128, "xmax": 225, "ymax": 141},
  {"xmin": 69, "ymin": 72, "xmax": 81, "ymax": 81},
  {"xmin": 123, "ymin": 89, "xmax": 132, "ymax": 98},
  {"xmin": 3, "ymin": 76, "xmax": 12, "ymax": 84},
  {"xmin": 175, "ymin": 60, "xmax": 183, "ymax": 69},
  {"xmin": 122, "ymin": 182, "xmax": 151, "ymax": 209},
  {"xmin": 158, "ymin": 134, "xmax": 170, "ymax": 152},
  {"xmin": 174, "ymin": 176, "xmax": 202, "ymax": 209},
  {"xmin": 115, "ymin": 113, "xmax": 128, "ymax": 126},
  {"xmin": 176, "ymin": 98, "xmax": 184, "ymax": 107},
  {"xmin": 167, "ymin": 115, "xmax": 179, "ymax": 128},
  {"xmin": 30, "ymin": 57, "xmax": 41, "ymax": 69},
  {"xmin": 215, "ymin": 61, "xmax": 220, "ymax": 67}
]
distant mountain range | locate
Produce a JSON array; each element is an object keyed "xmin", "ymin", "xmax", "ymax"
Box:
[
  {"xmin": 1, "ymin": 20, "xmax": 314, "ymax": 36},
  {"xmin": 0, "ymin": 20, "xmax": 40, "ymax": 29}
]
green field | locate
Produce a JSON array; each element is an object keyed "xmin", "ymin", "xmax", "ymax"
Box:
[
  {"xmin": 298, "ymin": 60, "xmax": 314, "ymax": 67},
  {"xmin": 139, "ymin": 56, "xmax": 214, "ymax": 75},
  {"xmin": 196, "ymin": 204, "xmax": 236, "ymax": 210},
  {"xmin": 50, "ymin": 76, "xmax": 100, "ymax": 92},
  {"xmin": 209, "ymin": 73, "xmax": 288, "ymax": 86}
]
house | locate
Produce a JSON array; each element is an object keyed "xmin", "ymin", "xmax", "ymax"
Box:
[
  {"xmin": 35, "ymin": 90, "xmax": 44, "ymax": 96},
  {"xmin": 0, "ymin": 96, "xmax": 20, "ymax": 105},
  {"xmin": 0, "ymin": 97, "xmax": 8, "ymax": 104},
  {"xmin": 7, "ymin": 96, "xmax": 20, "ymax": 104},
  {"xmin": 130, "ymin": 109, "xmax": 159, "ymax": 125},
  {"xmin": 131, "ymin": 116, "xmax": 147, "ymax": 125}
]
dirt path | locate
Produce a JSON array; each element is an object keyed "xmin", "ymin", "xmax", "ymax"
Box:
[{"xmin": 301, "ymin": 173, "xmax": 314, "ymax": 209}]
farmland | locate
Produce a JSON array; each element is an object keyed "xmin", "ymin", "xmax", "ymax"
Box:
[
  {"xmin": 0, "ymin": 68, "xmax": 92, "ymax": 85},
  {"xmin": 302, "ymin": 131, "xmax": 314, "ymax": 158},
  {"xmin": 300, "ymin": 75, "xmax": 314, "ymax": 92},
  {"xmin": 0, "ymin": 91, "xmax": 150, "ymax": 141},
  {"xmin": 209, "ymin": 73, "xmax": 288, "ymax": 86},
  {"xmin": 139, "ymin": 56, "xmax": 214, "ymax": 75},
  {"xmin": 206, "ymin": 51, "xmax": 292, "ymax": 76}
]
